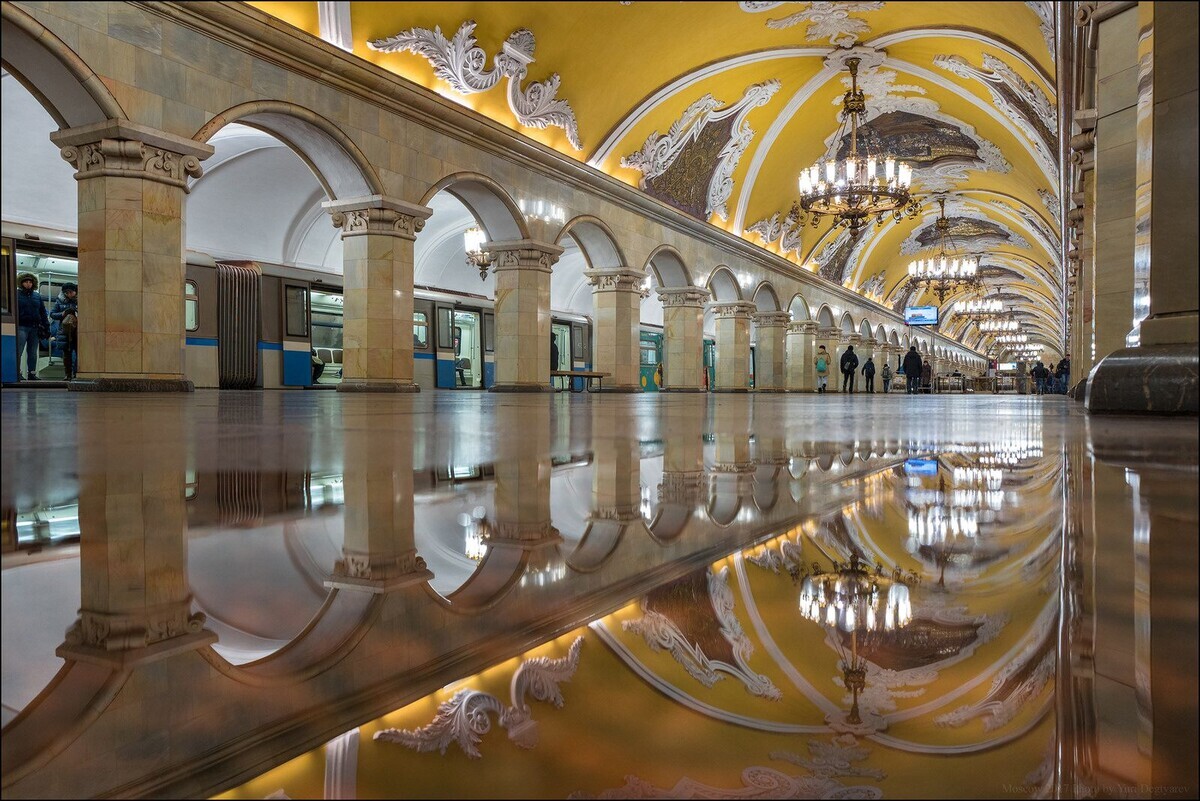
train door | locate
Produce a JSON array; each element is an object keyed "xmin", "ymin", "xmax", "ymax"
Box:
[
  {"xmin": 551, "ymin": 321, "xmax": 572, "ymax": 375},
  {"xmin": 281, "ymin": 281, "xmax": 312, "ymax": 386},
  {"xmin": 703, "ymin": 338, "xmax": 716, "ymax": 391},
  {"xmin": 215, "ymin": 262, "xmax": 261, "ymax": 389},
  {"xmin": 482, "ymin": 310, "xmax": 495, "ymax": 388},
  {"xmin": 639, "ymin": 330, "xmax": 662, "ymax": 391},
  {"xmin": 4, "ymin": 241, "xmax": 78, "ymax": 382},
  {"xmin": 434, "ymin": 304, "xmax": 484, "ymax": 389},
  {"xmin": 309, "ymin": 288, "xmax": 343, "ymax": 386},
  {"xmin": 570, "ymin": 322, "xmax": 589, "ymax": 372}
]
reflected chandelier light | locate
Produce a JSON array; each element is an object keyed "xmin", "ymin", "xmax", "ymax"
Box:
[
  {"xmin": 906, "ymin": 197, "xmax": 983, "ymax": 304},
  {"xmin": 464, "ymin": 226, "xmax": 493, "ymax": 280},
  {"xmin": 793, "ymin": 57, "xmax": 920, "ymax": 233},
  {"xmin": 798, "ymin": 553, "xmax": 919, "ymax": 727}
]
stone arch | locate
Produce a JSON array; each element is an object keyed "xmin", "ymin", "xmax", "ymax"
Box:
[
  {"xmin": 707, "ymin": 266, "xmax": 743, "ymax": 302},
  {"xmin": 751, "ymin": 281, "xmax": 781, "ymax": 311},
  {"xmin": 557, "ymin": 215, "xmax": 627, "ymax": 270},
  {"xmin": 787, "ymin": 293, "xmax": 811, "ymax": 320},
  {"xmin": 816, "ymin": 304, "xmax": 836, "ymax": 328},
  {"xmin": 644, "ymin": 244, "xmax": 693, "ymax": 288},
  {"xmin": 889, "ymin": 329, "xmax": 900, "ymax": 346},
  {"xmin": 422, "ymin": 171, "xmax": 529, "ymax": 242},
  {"xmin": 1, "ymin": 3, "xmax": 124, "ymax": 128},
  {"xmin": 875, "ymin": 324, "xmax": 887, "ymax": 343},
  {"xmin": 858, "ymin": 318, "xmax": 873, "ymax": 339},
  {"xmin": 195, "ymin": 101, "xmax": 382, "ymax": 201},
  {"xmin": 839, "ymin": 312, "xmax": 856, "ymax": 335}
]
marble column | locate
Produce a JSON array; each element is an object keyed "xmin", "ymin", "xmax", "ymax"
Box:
[
  {"xmin": 752, "ymin": 311, "xmax": 790, "ymax": 392},
  {"xmin": 1087, "ymin": 1, "xmax": 1198, "ymax": 414},
  {"xmin": 584, "ymin": 266, "xmax": 645, "ymax": 392},
  {"xmin": 815, "ymin": 326, "xmax": 841, "ymax": 392},
  {"xmin": 325, "ymin": 196, "xmax": 432, "ymax": 393},
  {"xmin": 59, "ymin": 399, "xmax": 215, "ymax": 666},
  {"xmin": 51, "ymin": 121, "xmax": 213, "ymax": 391},
  {"xmin": 658, "ymin": 287, "xmax": 709, "ymax": 392},
  {"xmin": 709, "ymin": 300, "xmax": 755, "ymax": 392},
  {"xmin": 488, "ymin": 240, "xmax": 563, "ymax": 392},
  {"xmin": 785, "ymin": 320, "xmax": 818, "ymax": 392}
]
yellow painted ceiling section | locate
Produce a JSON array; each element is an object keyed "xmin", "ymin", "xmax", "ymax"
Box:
[{"xmin": 246, "ymin": 1, "xmax": 319, "ymax": 37}]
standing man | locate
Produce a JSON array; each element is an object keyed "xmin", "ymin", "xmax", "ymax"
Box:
[
  {"xmin": 881, "ymin": 360, "xmax": 893, "ymax": 394},
  {"xmin": 861, "ymin": 356, "xmax": 876, "ymax": 393},
  {"xmin": 50, "ymin": 282, "xmax": 79, "ymax": 380},
  {"xmin": 1056, "ymin": 355, "xmax": 1071, "ymax": 394},
  {"xmin": 814, "ymin": 345, "xmax": 831, "ymax": 393},
  {"xmin": 903, "ymin": 346, "xmax": 923, "ymax": 394},
  {"xmin": 16, "ymin": 272, "xmax": 50, "ymax": 381},
  {"xmin": 840, "ymin": 344, "xmax": 859, "ymax": 393}
]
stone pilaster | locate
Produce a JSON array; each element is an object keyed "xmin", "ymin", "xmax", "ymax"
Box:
[
  {"xmin": 752, "ymin": 311, "xmax": 790, "ymax": 391},
  {"xmin": 658, "ymin": 287, "xmax": 709, "ymax": 391},
  {"xmin": 709, "ymin": 300, "xmax": 756, "ymax": 392},
  {"xmin": 489, "ymin": 240, "xmax": 563, "ymax": 392},
  {"xmin": 585, "ymin": 267, "xmax": 645, "ymax": 392},
  {"xmin": 785, "ymin": 320, "xmax": 818, "ymax": 392},
  {"xmin": 815, "ymin": 326, "xmax": 841, "ymax": 392},
  {"xmin": 325, "ymin": 195, "xmax": 432, "ymax": 393},
  {"xmin": 52, "ymin": 120, "xmax": 214, "ymax": 391}
]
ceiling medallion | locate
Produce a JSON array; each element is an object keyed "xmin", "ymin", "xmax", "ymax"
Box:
[
  {"xmin": 792, "ymin": 57, "xmax": 920, "ymax": 233},
  {"xmin": 905, "ymin": 196, "xmax": 984, "ymax": 305}
]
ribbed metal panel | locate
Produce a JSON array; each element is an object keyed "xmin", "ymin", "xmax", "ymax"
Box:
[{"xmin": 217, "ymin": 262, "xmax": 261, "ymax": 389}]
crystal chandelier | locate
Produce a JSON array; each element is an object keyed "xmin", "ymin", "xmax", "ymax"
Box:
[
  {"xmin": 906, "ymin": 197, "xmax": 983, "ymax": 305},
  {"xmin": 798, "ymin": 552, "xmax": 919, "ymax": 729},
  {"xmin": 793, "ymin": 57, "xmax": 920, "ymax": 233},
  {"xmin": 952, "ymin": 297, "xmax": 1003, "ymax": 316},
  {"xmin": 464, "ymin": 226, "xmax": 493, "ymax": 280},
  {"xmin": 978, "ymin": 317, "xmax": 1020, "ymax": 333},
  {"xmin": 996, "ymin": 333, "xmax": 1028, "ymax": 344}
]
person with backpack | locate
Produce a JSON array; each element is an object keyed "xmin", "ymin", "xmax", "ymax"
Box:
[
  {"xmin": 840, "ymin": 344, "xmax": 859, "ymax": 393},
  {"xmin": 861, "ymin": 356, "xmax": 876, "ymax": 393},
  {"xmin": 813, "ymin": 345, "xmax": 831, "ymax": 393},
  {"xmin": 50, "ymin": 282, "xmax": 79, "ymax": 380},
  {"xmin": 902, "ymin": 346, "xmax": 923, "ymax": 394},
  {"xmin": 881, "ymin": 360, "xmax": 893, "ymax": 393}
]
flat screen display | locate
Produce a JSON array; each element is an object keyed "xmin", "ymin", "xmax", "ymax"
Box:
[
  {"xmin": 998, "ymin": 362, "xmax": 1017, "ymax": 372},
  {"xmin": 904, "ymin": 305, "xmax": 939, "ymax": 326},
  {"xmin": 904, "ymin": 459, "xmax": 940, "ymax": 476}
]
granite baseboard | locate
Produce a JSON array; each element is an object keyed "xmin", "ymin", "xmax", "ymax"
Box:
[
  {"xmin": 68, "ymin": 378, "xmax": 194, "ymax": 392},
  {"xmin": 1085, "ymin": 344, "xmax": 1199, "ymax": 415},
  {"xmin": 660, "ymin": 387, "xmax": 707, "ymax": 393},
  {"xmin": 337, "ymin": 381, "xmax": 420, "ymax": 393},
  {"xmin": 488, "ymin": 384, "xmax": 555, "ymax": 393}
]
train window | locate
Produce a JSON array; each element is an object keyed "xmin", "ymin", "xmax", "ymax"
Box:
[
  {"xmin": 483, "ymin": 312, "xmax": 495, "ymax": 353},
  {"xmin": 640, "ymin": 345, "xmax": 658, "ymax": 365},
  {"xmin": 0, "ymin": 239, "xmax": 11, "ymax": 316},
  {"xmin": 284, "ymin": 285, "xmax": 308, "ymax": 337},
  {"xmin": 436, "ymin": 306, "xmax": 453, "ymax": 350},
  {"xmin": 572, "ymin": 324, "xmax": 585, "ymax": 359},
  {"xmin": 413, "ymin": 311, "xmax": 428, "ymax": 349},
  {"xmin": 185, "ymin": 281, "xmax": 198, "ymax": 332}
]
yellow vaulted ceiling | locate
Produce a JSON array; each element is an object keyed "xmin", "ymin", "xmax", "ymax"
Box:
[{"xmin": 249, "ymin": 1, "xmax": 1063, "ymax": 351}]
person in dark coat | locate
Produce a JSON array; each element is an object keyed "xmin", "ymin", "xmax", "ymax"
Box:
[
  {"xmin": 50, "ymin": 282, "xmax": 79, "ymax": 380},
  {"xmin": 840, "ymin": 344, "xmax": 859, "ymax": 393},
  {"xmin": 861, "ymin": 356, "xmax": 876, "ymax": 393},
  {"xmin": 902, "ymin": 346, "xmax": 923, "ymax": 394},
  {"xmin": 16, "ymin": 272, "xmax": 50, "ymax": 381}
]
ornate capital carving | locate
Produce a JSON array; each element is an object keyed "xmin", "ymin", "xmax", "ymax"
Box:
[
  {"xmin": 64, "ymin": 601, "xmax": 207, "ymax": 652},
  {"xmin": 659, "ymin": 470, "xmax": 705, "ymax": 503},
  {"xmin": 752, "ymin": 311, "xmax": 792, "ymax": 328},
  {"xmin": 817, "ymin": 326, "xmax": 842, "ymax": 339},
  {"xmin": 657, "ymin": 286, "xmax": 710, "ymax": 307},
  {"xmin": 589, "ymin": 506, "xmax": 641, "ymax": 522},
  {"xmin": 334, "ymin": 548, "xmax": 428, "ymax": 581},
  {"xmin": 489, "ymin": 240, "xmax": 564, "ymax": 273},
  {"xmin": 584, "ymin": 267, "xmax": 646, "ymax": 293},
  {"xmin": 787, "ymin": 320, "xmax": 819, "ymax": 336},
  {"xmin": 51, "ymin": 120, "xmax": 213, "ymax": 190},
  {"xmin": 324, "ymin": 195, "xmax": 433, "ymax": 240},
  {"xmin": 707, "ymin": 300, "xmax": 757, "ymax": 319},
  {"xmin": 490, "ymin": 520, "xmax": 562, "ymax": 544},
  {"xmin": 844, "ymin": 333, "xmax": 864, "ymax": 345}
]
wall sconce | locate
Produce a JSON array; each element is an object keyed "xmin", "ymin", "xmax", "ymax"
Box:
[{"xmin": 464, "ymin": 226, "xmax": 493, "ymax": 281}]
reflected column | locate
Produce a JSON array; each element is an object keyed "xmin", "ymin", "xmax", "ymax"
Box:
[
  {"xmin": 590, "ymin": 405, "xmax": 642, "ymax": 524},
  {"xmin": 492, "ymin": 402, "xmax": 560, "ymax": 548},
  {"xmin": 659, "ymin": 401, "xmax": 706, "ymax": 514}
]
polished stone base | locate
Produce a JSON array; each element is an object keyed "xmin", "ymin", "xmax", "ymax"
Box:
[
  {"xmin": 596, "ymin": 385, "xmax": 641, "ymax": 393},
  {"xmin": 68, "ymin": 377, "xmax": 194, "ymax": 392},
  {"xmin": 712, "ymin": 387, "xmax": 752, "ymax": 393},
  {"xmin": 753, "ymin": 388, "xmax": 785, "ymax": 393},
  {"xmin": 1086, "ymin": 343, "xmax": 1199, "ymax": 414},
  {"xmin": 337, "ymin": 380, "xmax": 420, "ymax": 393},
  {"xmin": 660, "ymin": 387, "xmax": 706, "ymax": 393},
  {"xmin": 489, "ymin": 383, "xmax": 554, "ymax": 393},
  {"xmin": 1069, "ymin": 376, "xmax": 1088, "ymax": 402}
]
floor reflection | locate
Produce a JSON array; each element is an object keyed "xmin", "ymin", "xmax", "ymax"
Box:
[{"xmin": 0, "ymin": 392, "xmax": 1195, "ymax": 799}]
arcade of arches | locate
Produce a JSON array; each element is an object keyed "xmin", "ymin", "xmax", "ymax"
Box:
[{"xmin": 0, "ymin": 2, "xmax": 1196, "ymax": 800}]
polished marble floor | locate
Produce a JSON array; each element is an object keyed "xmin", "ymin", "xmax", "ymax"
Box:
[{"xmin": 1, "ymin": 389, "xmax": 1196, "ymax": 799}]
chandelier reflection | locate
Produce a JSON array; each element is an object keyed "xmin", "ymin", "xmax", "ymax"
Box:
[
  {"xmin": 798, "ymin": 553, "xmax": 919, "ymax": 729},
  {"xmin": 793, "ymin": 57, "xmax": 919, "ymax": 233},
  {"xmin": 459, "ymin": 506, "xmax": 491, "ymax": 561}
]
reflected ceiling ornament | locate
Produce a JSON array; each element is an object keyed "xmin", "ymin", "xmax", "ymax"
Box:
[
  {"xmin": 740, "ymin": 1, "xmax": 885, "ymax": 46},
  {"xmin": 368, "ymin": 20, "xmax": 583, "ymax": 150},
  {"xmin": 621, "ymin": 80, "xmax": 781, "ymax": 221},
  {"xmin": 793, "ymin": 57, "xmax": 920, "ymax": 233},
  {"xmin": 798, "ymin": 553, "xmax": 920, "ymax": 731},
  {"xmin": 905, "ymin": 197, "xmax": 984, "ymax": 305},
  {"xmin": 374, "ymin": 636, "xmax": 584, "ymax": 758},
  {"xmin": 463, "ymin": 225, "xmax": 493, "ymax": 280}
]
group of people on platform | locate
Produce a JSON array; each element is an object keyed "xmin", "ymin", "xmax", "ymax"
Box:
[
  {"xmin": 813, "ymin": 344, "xmax": 935, "ymax": 395},
  {"xmin": 15, "ymin": 273, "xmax": 78, "ymax": 382},
  {"xmin": 1030, "ymin": 357, "xmax": 1071, "ymax": 395}
]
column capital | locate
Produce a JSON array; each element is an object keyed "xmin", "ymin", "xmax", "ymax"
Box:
[
  {"xmin": 845, "ymin": 333, "xmax": 864, "ymax": 345},
  {"xmin": 52, "ymin": 119, "xmax": 213, "ymax": 190},
  {"xmin": 787, "ymin": 320, "xmax": 819, "ymax": 335},
  {"xmin": 657, "ymin": 286, "xmax": 710, "ymax": 307},
  {"xmin": 489, "ymin": 240, "xmax": 564, "ymax": 273},
  {"xmin": 707, "ymin": 300, "xmax": 757, "ymax": 319},
  {"xmin": 326, "ymin": 549, "xmax": 433, "ymax": 593},
  {"xmin": 584, "ymin": 267, "xmax": 647, "ymax": 292},
  {"xmin": 753, "ymin": 311, "xmax": 792, "ymax": 328},
  {"xmin": 323, "ymin": 195, "xmax": 433, "ymax": 240},
  {"xmin": 817, "ymin": 326, "xmax": 841, "ymax": 339}
]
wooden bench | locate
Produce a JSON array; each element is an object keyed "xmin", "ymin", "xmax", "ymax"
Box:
[{"xmin": 551, "ymin": 370, "xmax": 610, "ymax": 393}]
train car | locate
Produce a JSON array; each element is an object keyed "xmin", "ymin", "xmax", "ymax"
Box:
[{"xmin": 639, "ymin": 329, "xmax": 663, "ymax": 391}]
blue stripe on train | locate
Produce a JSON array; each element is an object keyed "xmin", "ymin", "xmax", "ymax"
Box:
[
  {"xmin": 186, "ymin": 337, "xmax": 218, "ymax": 347},
  {"xmin": 415, "ymin": 352, "xmax": 435, "ymax": 360},
  {"xmin": 1, "ymin": 334, "xmax": 16, "ymax": 383},
  {"xmin": 483, "ymin": 361, "xmax": 495, "ymax": 388},
  {"xmin": 282, "ymin": 349, "xmax": 311, "ymax": 386}
]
